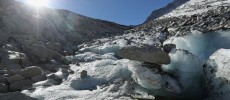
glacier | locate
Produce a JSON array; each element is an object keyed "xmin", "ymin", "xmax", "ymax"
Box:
[{"xmin": 21, "ymin": 30, "xmax": 230, "ymax": 100}]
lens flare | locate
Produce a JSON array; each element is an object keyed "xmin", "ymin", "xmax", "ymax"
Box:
[{"xmin": 27, "ymin": 0, "xmax": 48, "ymax": 8}]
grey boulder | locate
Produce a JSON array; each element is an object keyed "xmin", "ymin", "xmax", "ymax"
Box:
[
  {"xmin": 0, "ymin": 83, "xmax": 8, "ymax": 93},
  {"xmin": 6, "ymin": 75, "xmax": 25, "ymax": 84},
  {"xmin": 10, "ymin": 79, "xmax": 33, "ymax": 91},
  {"xmin": 0, "ymin": 92, "xmax": 37, "ymax": 100},
  {"xmin": 118, "ymin": 46, "xmax": 170, "ymax": 64}
]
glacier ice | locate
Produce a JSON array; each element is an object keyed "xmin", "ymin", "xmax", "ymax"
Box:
[
  {"xmin": 164, "ymin": 30, "xmax": 230, "ymax": 59},
  {"xmin": 22, "ymin": 30, "xmax": 230, "ymax": 100}
]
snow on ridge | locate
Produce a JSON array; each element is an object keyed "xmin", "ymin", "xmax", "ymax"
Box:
[{"xmin": 160, "ymin": 0, "xmax": 230, "ymax": 19}]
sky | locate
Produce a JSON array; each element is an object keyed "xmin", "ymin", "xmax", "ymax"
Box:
[{"xmin": 16, "ymin": 0, "xmax": 173, "ymax": 25}]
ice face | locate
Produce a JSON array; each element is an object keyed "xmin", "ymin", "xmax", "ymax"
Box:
[{"xmin": 164, "ymin": 30, "xmax": 230, "ymax": 59}]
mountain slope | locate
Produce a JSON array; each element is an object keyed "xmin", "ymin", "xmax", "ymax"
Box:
[
  {"xmin": 145, "ymin": 0, "xmax": 230, "ymax": 23},
  {"xmin": 0, "ymin": 0, "xmax": 130, "ymax": 55},
  {"xmin": 144, "ymin": 0, "xmax": 189, "ymax": 23}
]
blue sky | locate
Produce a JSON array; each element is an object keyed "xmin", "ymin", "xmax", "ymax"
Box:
[{"xmin": 16, "ymin": 0, "xmax": 173, "ymax": 25}]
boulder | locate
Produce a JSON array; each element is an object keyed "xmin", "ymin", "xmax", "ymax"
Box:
[
  {"xmin": 47, "ymin": 74, "xmax": 62, "ymax": 85},
  {"xmin": 0, "ymin": 92, "xmax": 38, "ymax": 100},
  {"xmin": 118, "ymin": 46, "xmax": 170, "ymax": 64},
  {"xmin": 0, "ymin": 76, "xmax": 7, "ymax": 84},
  {"xmin": 60, "ymin": 68, "xmax": 69, "ymax": 76},
  {"xmin": 30, "ymin": 44, "xmax": 56, "ymax": 61},
  {"xmin": 80, "ymin": 70, "xmax": 87, "ymax": 78},
  {"xmin": 45, "ymin": 64, "xmax": 59, "ymax": 72},
  {"xmin": 204, "ymin": 49, "xmax": 230, "ymax": 99},
  {"xmin": 0, "ymin": 83, "xmax": 8, "ymax": 93},
  {"xmin": 60, "ymin": 65, "xmax": 70, "ymax": 69},
  {"xmin": 21, "ymin": 66, "xmax": 43, "ymax": 78},
  {"xmin": 6, "ymin": 75, "xmax": 25, "ymax": 84},
  {"xmin": 163, "ymin": 44, "xmax": 176, "ymax": 53},
  {"xmin": 31, "ymin": 74, "xmax": 47, "ymax": 82},
  {"xmin": 1, "ymin": 50, "xmax": 28, "ymax": 69},
  {"xmin": 10, "ymin": 79, "xmax": 33, "ymax": 91}
]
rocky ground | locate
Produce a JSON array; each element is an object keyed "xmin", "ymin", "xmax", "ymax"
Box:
[{"xmin": 0, "ymin": 0, "xmax": 230, "ymax": 100}]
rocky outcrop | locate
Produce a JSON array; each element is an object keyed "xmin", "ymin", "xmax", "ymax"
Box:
[
  {"xmin": 135, "ymin": 0, "xmax": 230, "ymax": 37},
  {"xmin": 145, "ymin": 0, "xmax": 189, "ymax": 23},
  {"xmin": 118, "ymin": 45, "xmax": 170, "ymax": 64}
]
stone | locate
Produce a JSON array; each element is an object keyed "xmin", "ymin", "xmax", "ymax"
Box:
[
  {"xmin": 60, "ymin": 65, "xmax": 70, "ymax": 69},
  {"xmin": 47, "ymin": 74, "xmax": 62, "ymax": 85},
  {"xmin": 203, "ymin": 49, "xmax": 230, "ymax": 98},
  {"xmin": 118, "ymin": 46, "xmax": 170, "ymax": 64},
  {"xmin": 31, "ymin": 74, "xmax": 47, "ymax": 82},
  {"xmin": 0, "ymin": 83, "xmax": 8, "ymax": 93},
  {"xmin": 163, "ymin": 44, "xmax": 176, "ymax": 53},
  {"xmin": 80, "ymin": 70, "xmax": 87, "ymax": 78},
  {"xmin": 45, "ymin": 64, "xmax": 59, "ymax": 72},
  {"xmin": 10, "ymin": 79, "xmax": 33, "ymax": 91},
  {"xmin": 6, "ymin": 75, "xmax": 25, "ymax": 84},
  {"xmin": 0, "ymin": 76, "xmax": 7, "ymax": 84},
  {"xmin": 1, "ymin": 50, "xmax": 28, "ymax": 68},
  {"xmin": 30, "ymin": 44, "xmax": 56, "ymax": 61},
  {"xmin": 0, "ymin": 92, "xmax": 38, "ymax": 100},
  {"xmin": 60, "ymin": 68, "xmax": 69, "ymax": 76},
  {"xmin": 21, "ymin": 66, "xmax": 43, "ymax": 78},
  {"xmin": 68, "ymin": 69, "xmax": 74, "ymax": 74}
]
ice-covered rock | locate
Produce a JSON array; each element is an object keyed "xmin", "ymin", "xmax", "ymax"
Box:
[
  {"xmin": 204, "ymin": 49, "xmax": 230, "ymax": 100},
  {"xmin": 163, "ymin": 44, "xmax": 176, "ymax": 53},
  {"xmin": 161, "ymin": 49, "xmax": 205, "ymax": 98}
]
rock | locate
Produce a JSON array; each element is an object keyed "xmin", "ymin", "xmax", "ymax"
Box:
[
  {"xmin": 60, "ymin": 65, "xmax": 70, "ymax": 69},
  {"xmin": 0, "ymin": 83, "xmax": 8, "ymax": 93},
  {"xmin": 68, "ymin": 69, "xmax": 74, "ymax": 74},
  {"xmin": 10, "ymin": 79, "xmax": 33, "ymax": 91},
  {"xmin": 6, "ymin": 64, "xmax": 22, "ymax": 70},
  {"xmin": 204, "ymin": 49, "xmax": 230, "ymax": 99},
  {"xmin": 0, "ymin": 92, "xmax": 38, "ymax": 100},
  {"xmin": 30, "ymin": 44, "xmax": 56, "ymax": 61},
  {"xmin": 6, "ymin": 75, "xmax": 25, "ymax": 84},
  {"xmin": 0, "ymin": 76, "xmax": 8, "ymax": 84},
  {"xmin": 0, "ymin": 70, "xmax": 7, "ymax": 75},
  {"xmin": 118, "ymin": 46, "xmax": 170, "ymax": 64},
  {"xmin": 47, "ymin": 74, "xmax": 62, "ymax": 85},
  {"xmin": 60, "ymin": 68, "xmax": 69, "ymax": 76},
  {"xmin": 45, "ymin": 64, "xmax": 59, "ymax": 72},
  {"xmin": 1, "ymin": 50, "xmax": 28, "ymax": 69},
  {"xmin": 21, "ymin": 66, "xmax": 43, "ymax": 78},
  {"xmin": 80, "ymin": 70, "xmax": 87, "ymax": 78},
  {"xmin": 163, "ymin": 44, "xmax": 176, "ymax": 53},
  {"xmin": 31, "ymin": 74, "xmax": 47, "ymax": 82}
]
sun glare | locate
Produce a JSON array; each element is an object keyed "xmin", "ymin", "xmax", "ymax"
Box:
[{"xmin": 27, "ymin": 0, "xmax": 49, "ymax": 8}]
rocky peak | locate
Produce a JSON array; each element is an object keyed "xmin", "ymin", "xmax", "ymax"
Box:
[{"xmin": 144, "ymin": 0, "xmax": 189, "ymax": 23}]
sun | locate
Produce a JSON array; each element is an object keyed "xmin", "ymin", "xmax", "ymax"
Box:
[{"xmin": 27, "ymin": 0, "xmax": 49, "ymax": 8}]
